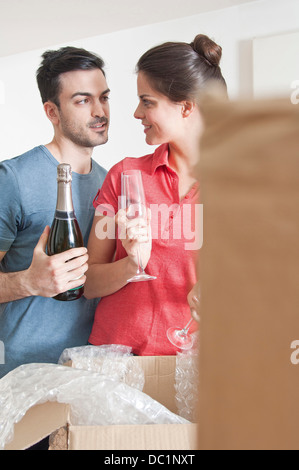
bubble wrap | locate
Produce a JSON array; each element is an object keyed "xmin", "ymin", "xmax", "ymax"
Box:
[
  {"xmin": 175, "ymin": 349, "xmax": 199, "ymax": 422},
  {"xmin": 58, "ymin": 344, "xmax": 145, "ymax": 391},
  {"xmin": 0, "ymin": 360, "xmax": 189, "ymax": 450}
]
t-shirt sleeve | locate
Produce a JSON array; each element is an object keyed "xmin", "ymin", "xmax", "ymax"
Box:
[
  {"xmin": 0, "ymin": 162, "xmax": 22, "ymax": 252},
  {"xmin": 93, "ymin": 160, "xmax": 124, "ymax": 217}
]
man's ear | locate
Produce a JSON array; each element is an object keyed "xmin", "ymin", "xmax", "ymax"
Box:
[
  {"xmin": 43, "ymin": 101, "xmax": 60, "ymax": 125},
  {"xmin": 181, "ymin": 100, "xmax": 196, "ymax": 118}
]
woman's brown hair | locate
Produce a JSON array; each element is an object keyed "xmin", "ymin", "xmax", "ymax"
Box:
[{"xmin": 136, "ymin": 34, "xmax": 227, "ymax": 102}]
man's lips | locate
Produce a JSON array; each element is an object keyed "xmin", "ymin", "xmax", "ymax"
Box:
[
  {"xmin": 89, "ymin": 119, "xmax": 108, "ymax": 131},
  {"xmin": 90, "ymin": 123, "xmax": 106, "ymax": 130}
]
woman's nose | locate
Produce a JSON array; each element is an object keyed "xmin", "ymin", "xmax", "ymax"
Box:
[{"xmin": 134, "ymin": 102, "xmax": 144, "ymax": 120}]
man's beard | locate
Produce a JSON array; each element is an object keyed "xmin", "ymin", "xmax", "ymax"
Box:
[{"xmin": 60, "ymin": 115, "xmax": 109, "ymax": 148}]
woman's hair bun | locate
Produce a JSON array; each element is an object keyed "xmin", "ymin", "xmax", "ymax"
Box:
[{"xmin": 190, "ymin": 34, "xmax": 222, "ymax": 67}]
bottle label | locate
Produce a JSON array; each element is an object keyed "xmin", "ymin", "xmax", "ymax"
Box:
[{"xmin": 54, "ymin": 210, "xmax": 76, "ymax": 220}]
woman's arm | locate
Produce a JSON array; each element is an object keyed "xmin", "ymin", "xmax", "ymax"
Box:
[
  {"xmin": 83, "ymin": 214, "xmax": 137, "ymax": 299},
  {"xmin": 84, "ymin": 211, "xmax": 152, "ymax": 299}
]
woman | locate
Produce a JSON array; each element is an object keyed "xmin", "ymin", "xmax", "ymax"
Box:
[{"xmin": 85, "ymin": 34, "xmax": 227, "ymax": 355}]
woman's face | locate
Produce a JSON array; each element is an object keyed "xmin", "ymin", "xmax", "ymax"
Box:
[{"xmin": 134, "ymin": 72, "xmax": 186, "ymax": 146}]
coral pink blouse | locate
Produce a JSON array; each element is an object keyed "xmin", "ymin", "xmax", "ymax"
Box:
[{"xmin": 89, "ymin": 144, "xmax": 200, "ymax": 355}]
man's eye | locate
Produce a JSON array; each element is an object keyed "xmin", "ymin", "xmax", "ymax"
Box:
[
  {"xmin": 77, "ymin": 98, "xmax": 89, "ymax": 104},
  {"xmin": 102, "ymin": 95, "xmax": 110, "ymax": 103}
]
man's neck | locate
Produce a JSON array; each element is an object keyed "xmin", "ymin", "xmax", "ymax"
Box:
[{"xmin": 45, "ymin": 138, "xmax": 93, "ymax": 175}]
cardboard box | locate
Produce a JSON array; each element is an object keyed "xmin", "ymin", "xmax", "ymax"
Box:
[
  {"xmin": 197, "ymin": 95, "xmax": 299, "ymax": 450},
  {"xmin": 4, "ymin": 356, "xmax": 198, "ymax": 450}
]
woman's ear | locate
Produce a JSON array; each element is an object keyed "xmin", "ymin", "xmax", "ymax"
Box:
[
  {"xmin": 181, "ymin": 100, "xmax": 196, "ymax": 118},
  {"xmin": 43, "ymin": 101, "xmax": 60, "ymax": 125}
]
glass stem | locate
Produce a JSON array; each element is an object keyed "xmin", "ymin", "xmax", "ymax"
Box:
[
  {"xmin": 182, "ymin": 318, "xmax": 193, "ymax": 333},
  {"xmin": 136, "ymin": 245, "xmax": 144, "ymax": 274}
]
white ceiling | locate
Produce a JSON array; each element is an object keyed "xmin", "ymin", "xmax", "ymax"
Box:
[{"xmin": 0, "ymin": 0, "xmax": 259, "ymax": 57}]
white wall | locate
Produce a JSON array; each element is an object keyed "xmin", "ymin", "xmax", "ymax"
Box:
[
  {"xmin": 0, "ymin": 0, "xmax": 298, "ymax": 170},
  {"xmin": 253, "ymin": 31, "xmax": 299, "ymax": 98}
]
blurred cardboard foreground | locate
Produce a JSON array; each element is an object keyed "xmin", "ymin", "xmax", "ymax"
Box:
[{"xmin": 197, "ymin": 93, "xmax": 299, "ymax": 450}]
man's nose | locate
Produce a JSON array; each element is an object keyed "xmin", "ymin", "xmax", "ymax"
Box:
[{"xmin": 92, "ymin": 101, "xmax": 106, "ymax": 118}]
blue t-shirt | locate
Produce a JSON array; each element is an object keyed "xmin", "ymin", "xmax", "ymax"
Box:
[{"xmin": 0, "ymin": 145, "xmax": 107, "ymax": 378}]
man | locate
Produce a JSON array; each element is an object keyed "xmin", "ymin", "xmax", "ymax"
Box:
[{"xmin": 0, "ymin": 46, "xmax": 109, "ymax": 379}]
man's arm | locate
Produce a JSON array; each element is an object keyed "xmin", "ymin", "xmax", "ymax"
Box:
[
  {"xmin": 0, "ymin": 226, "xmax": 89, "ymax": 303},
  {"xmin": 0, "ymin": 250, "xmax": 35, "ymax": 302}
]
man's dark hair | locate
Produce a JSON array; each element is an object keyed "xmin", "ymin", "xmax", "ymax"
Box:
[{"xmin": 36, "ymin": 46, "xmax": 105, "ymax": 107}]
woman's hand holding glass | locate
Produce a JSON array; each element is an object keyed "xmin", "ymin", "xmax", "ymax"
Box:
[
  {"xmin": 167, "ymin": 284, "xmax": 200, "ymax": 350},
  {"xmin": 187, "ymin": 282, "xmax": 200, "ymax": 323},
  {"xmin": 116, "ymin": 206, "xmax": 153, "ymax": 274},
  {"xmin": 119, "ymin": 170, "xmax": 156, "ymax": 282}
]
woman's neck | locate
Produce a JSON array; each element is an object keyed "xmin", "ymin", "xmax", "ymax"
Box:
[
  {"xmin": 168, "ymin": 141, "xmax": 199, "ymax": 201},
  {"xmin": 168, "ymin": 139, "xmax": 199, "ymax": 177}
]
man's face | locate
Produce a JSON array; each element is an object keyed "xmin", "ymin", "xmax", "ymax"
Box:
[{"xmin": 56, "ymin": 68, "xmax": 110, "ymax": 148}]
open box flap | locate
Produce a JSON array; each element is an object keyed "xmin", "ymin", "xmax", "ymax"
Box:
[
  {"xmin": 2, "ymin": 357, "xmax": 192, "ymax": 450},
  {"xmin": 5, "ymin": 402, "xmax": 69, "ymax": 450}
]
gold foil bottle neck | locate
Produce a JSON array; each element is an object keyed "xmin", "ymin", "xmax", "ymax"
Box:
[{"xmin": 57, "ymin": 163, "xmax": 72, "ymax": 183}]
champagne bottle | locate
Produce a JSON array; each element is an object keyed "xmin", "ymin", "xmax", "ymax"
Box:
[{"xmin": 47, "ymin": 163, "xmax": 84, "ymax": 301}]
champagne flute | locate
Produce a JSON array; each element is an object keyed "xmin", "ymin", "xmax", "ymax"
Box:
[
  {"xmin": 167, "ymin": 319, "xmax": 195, "ymax": 350},
  {"xmin": 121, "ymin": 170, "xmax": 157, "ymax": 282}
]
